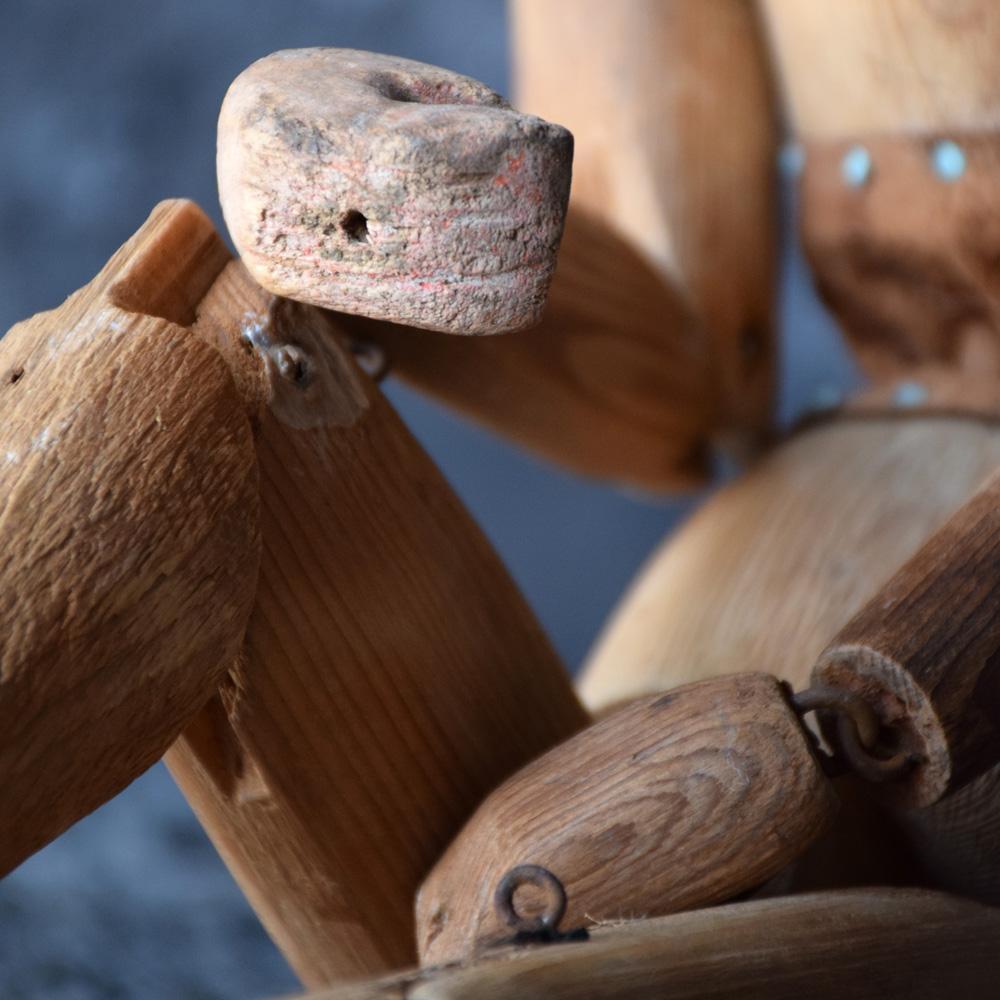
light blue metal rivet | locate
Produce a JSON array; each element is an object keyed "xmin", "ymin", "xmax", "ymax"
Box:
[
  {"xmin": 810, "ymin": 383, "xmax": 843, "ymax": 412},
  {"xmin": 779, "ymin": 142, "xmax": 806, "ymax": 178},
  {"xmin": 931, "ymin": 139, "xmax": 966, "ymax": 181},
  {"xmin": 841, "ymin": 145, "xmax": 872, "ymax": 187},
  {"xmin": 893, "ymin": 380, "xmax": 929, "ymax": 408}
]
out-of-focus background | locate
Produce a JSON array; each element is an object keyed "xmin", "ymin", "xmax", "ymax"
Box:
[{"xmin": 0, "ymin": 2, "xmax": 858, "ymax": 997}]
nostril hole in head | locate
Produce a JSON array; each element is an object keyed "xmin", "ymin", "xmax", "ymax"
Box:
[{"xmin": 340, "ymin": 210, "xmax": 369, "ymax": 243}]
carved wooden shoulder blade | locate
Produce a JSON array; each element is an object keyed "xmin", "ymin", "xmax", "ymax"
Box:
[
  {"xmin": 0, "ymin": 199, "xmax": 260, "ymax": 872},
  {"xmin": 219, "ymin": 48, "xmax": 572, "ymax": 335},
  {"xmin": 416, "ymin": 672, "xmax": 836, "ymax": 966}
]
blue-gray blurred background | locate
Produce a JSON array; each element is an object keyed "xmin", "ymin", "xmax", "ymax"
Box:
[{"xmin": 0, "ymin": 2, "xmax": 858, "ymax": 997}]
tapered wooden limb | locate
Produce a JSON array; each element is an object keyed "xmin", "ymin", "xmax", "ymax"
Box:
[
  {"xmin": 514, "ymin": 0, "xmax": 778, "ymax": 443},
  {"xmin": 290, "ymin": 890, "xmax": 1000, "ymax": 1000},
  {"xmin": 0, "ymin": 201, "xmax": 259, "ymax": 873},
  {"xmin": 417, "ymin": 674, "xmax": 836, "ymax": 966},
  {"xmin": 166, "ymin": 258, "xmax": 587, "ymax": 987},
  {"xmin": 581, "ymin": 416, "xmax": 1000, "ymax": 707}
]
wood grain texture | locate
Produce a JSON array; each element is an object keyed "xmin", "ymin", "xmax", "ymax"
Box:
[
  {"xmin": 165, "ymin": 260, "xmax": 588, "ymax": 987},
  {"xmin": 218, "ymin": 48, "xmax": 571, "ymax": 334},
  {"xmin": 0, "ymin": 200, "xmax": 259, "ymax": 873},
  {"xmin": 761, "ymin": 0, "xmax": 1000, "ymax": 138},
  {"xmin": 580, "ymin": 416, "xmax": 1000, "ymax": 708},
  {"xmin": 579, "ymin": 415, "xmax": 1000, "ymax": 901},
  {"xmin": 513, "ymin": 0, "xmax": 778, "ymax": 445},
  {"xmin": 297, "ymin": 889, "xmax": 1000, "ymax": 1000},
  {"xmin": 815, "ymin": 466, "xmax": 1000, "ymax": 807},
  {"xmin": 416, "ymin": 673, "xmax": 835, "ymax": 966},
  {"xmin": 345, "ymin": 207, "xmax": 714, "ymax": 490},
  {"xmin": 798, "ymin": 135, "xmax": 1000, "ymax": 382}
]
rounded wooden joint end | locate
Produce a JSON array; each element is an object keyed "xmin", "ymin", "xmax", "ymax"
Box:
[
  {"xmin": 218, "ymin": 48, "xmax": 573, "ymax": 335},
  {"xmin": 813, "ymin": 645, "xmax": 948, "ymax": 808}
]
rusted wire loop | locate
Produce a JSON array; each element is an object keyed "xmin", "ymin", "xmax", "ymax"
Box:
[
  {"xmin": 792, "ymin": 684, "xmax": 918, "ymax": 783},
  {"xmin": 834, "ymin": 711, "xmax": 921, "ymax": 783},
  {"xmin": 792, "ymin": 685, "xmax": 880, "ymax": 749},
  {"xmin": 494, "ymin": 864, "xmax": 567, "ymax": 934}
]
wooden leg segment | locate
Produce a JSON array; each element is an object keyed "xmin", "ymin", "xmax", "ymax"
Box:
[{"xmin": 165, "ymin": 260, "xmax": 588, "ymax": 987}]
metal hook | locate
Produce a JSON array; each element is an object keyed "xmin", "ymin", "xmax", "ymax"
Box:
[
  {"xmin": 493, "ymin": 865, "xmax": 588, "ymax": 947},
  {"xmin": 792, "ymin": 684, "xmax": 921, "ymax": 782}
]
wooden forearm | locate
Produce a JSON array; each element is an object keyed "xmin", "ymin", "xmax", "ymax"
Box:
[
  {"xmin": 165, "ymin": 251, "xmax": 588, "ymax": 986},
  {"xmin": 0, "ymin": 201, "xmax": 259, "ymax": 873},
  {"xmin": 514, "ymin": 0, "xmax": 778, "ymax": 441},
  {"xmin": 288, "ymin": 890, "xmax": 1000, "ymax": 1000},
  {"xmin": 417, "ymin": 674, "xmax": 835, "ymax": 966}
]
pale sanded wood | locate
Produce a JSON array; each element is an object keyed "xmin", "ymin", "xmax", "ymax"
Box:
[
  {"xmin": 218, "ymin": 48, "xmax": 571, "ymax": 335},
  {"xmin": 761, "ymin": 0, "xmax": 1000, "ymax": 138},
  {"xmin": 815, "ymin": 466, "xmax": 1000, "ymax": 807},
  {"xmin": 294, "ymin": 889, "xmax": 1000, "ymax": 1000},
  {"xmin": 581, "ymin": 417, "xmax": 1000, "ymax": 707},
  {"xmin": 345, "ymin": 208, "xmax": 713, "ymax": 490},
  {"xmin": 513, "ymin": 0, "xmax": 778, "ymax": 443},
  {"xmin": 416, "ymin": 674, "xmax": 835, "ymax": 966},
  {"xmin": 165, "ymin": 260, "xmax": 588, "ymax": 987},
  {"xmin": 0, "ymin": 200, "xmax": 259, "ymax": 873}
]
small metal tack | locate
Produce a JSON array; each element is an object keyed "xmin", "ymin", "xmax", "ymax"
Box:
[
  {"xmin": 779, "ymin": 141, "xmax": 806, "ymax": 179},
  {"xmin": 809, "ymin": 383, "xmax": 844, "ymax": 413},
  {"xmin": 892, "ymin": 380, "xmax": 929, "ymax": 409},
  {"xmin": 841, "ymin": 145, "xmax": 873, "ymax": 188},
  {"xmin": 931, "ymin": 139, "xmax": 966, "ymax": 182}
]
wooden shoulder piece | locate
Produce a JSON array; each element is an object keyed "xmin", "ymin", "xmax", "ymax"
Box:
[
  {"xmin": 292, "ymin": 889, "xmax": 1000, "ymax": 1000},
  {"xmin": 0, "ymin": 200, "xmax": 259, "ymax": 873}
]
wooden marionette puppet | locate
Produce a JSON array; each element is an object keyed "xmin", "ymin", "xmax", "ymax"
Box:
[{"xmin": 3, "ymin": 3, "xmax": 1000, "ymax": 999}]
